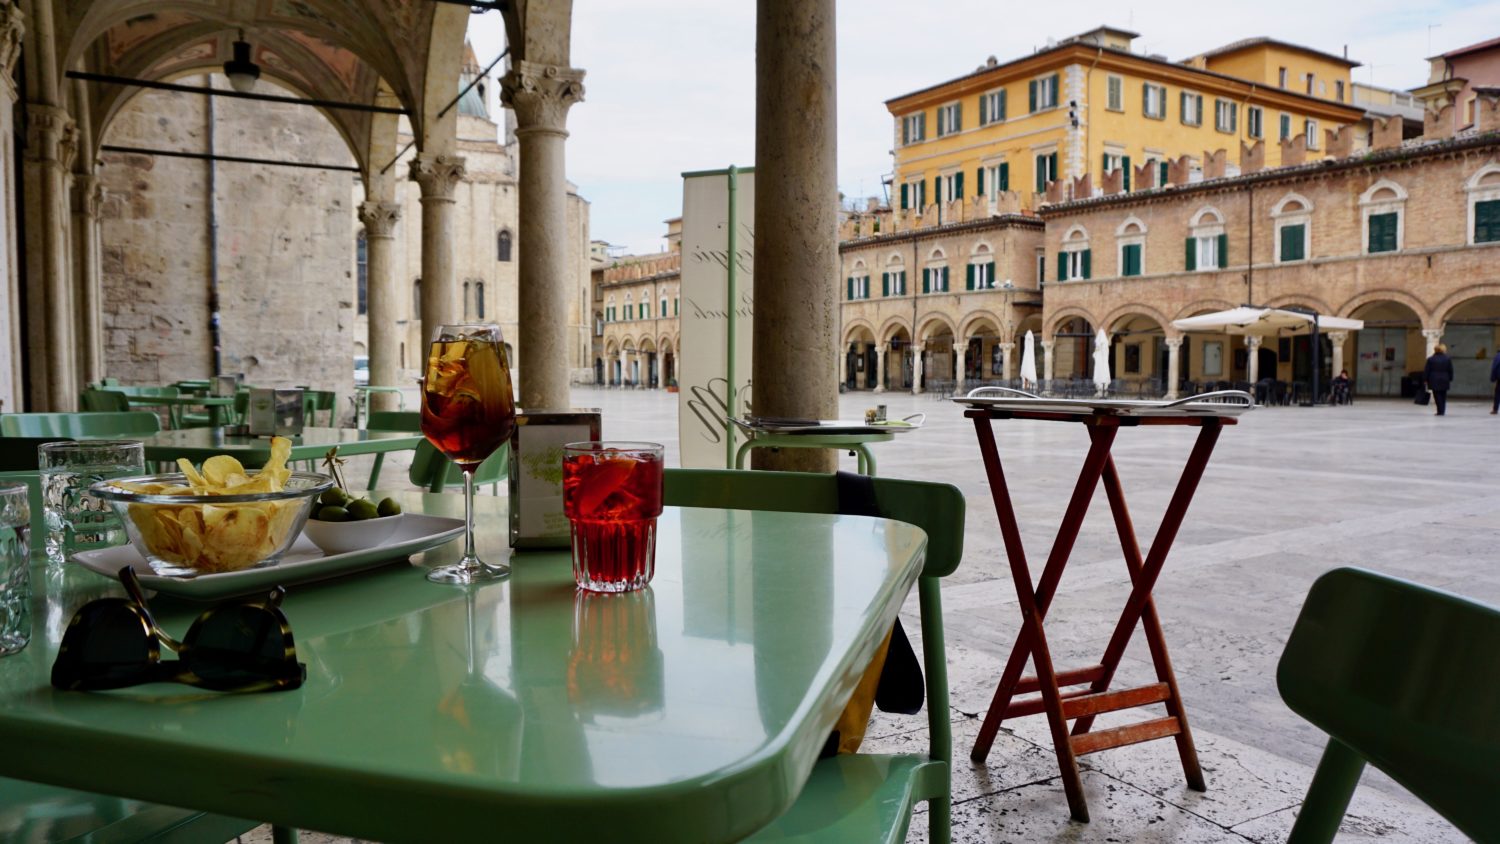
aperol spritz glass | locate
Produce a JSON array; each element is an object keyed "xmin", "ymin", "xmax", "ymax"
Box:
[{"xmin": 421, "ymin": 323, "xmax": 515, "ymax": 584}]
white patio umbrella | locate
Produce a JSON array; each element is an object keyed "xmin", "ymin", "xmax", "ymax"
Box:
[
  {"xmin": 1019, "ymin": 330, "xmax": 1037, "ymax": 388},
  {"xmin": 1170, "ymin": 306, "xmax": 1364, "ymax": 336},
  {"xmin": 1092, "ymin": 329, "xmax": 1112, "ymax": 396}
]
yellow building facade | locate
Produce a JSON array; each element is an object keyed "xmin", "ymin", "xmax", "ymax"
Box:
[{"xmin": 887, "ymin": 29, "xmax": 1364, "ymax": 212}]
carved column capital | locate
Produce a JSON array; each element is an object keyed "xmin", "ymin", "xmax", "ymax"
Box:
[
  {"xmin": 409, "ymin": 153, "xmax": 467, "ymax": 201},
  {"xmin": 26, "ymin": 104, "xmax": 75, "ymax": 165},
  {"xmin": 1040, "ymin": 339, "xmax": 1056, "ymax": 351},
  {"xmin": 358, "ymin": 200, "xmax": 402, "ymax": 238},
  {"xmin": 1163, "ymin": 337, "xmax": 1184, "ymax": 349},
  {"xmin": 997, "ymin": 342, "xmax": 1015, "ymax": 352},
  {"xmin": 0, "ymin": 4, "xmax": 23, "ymax": 96},
  {"xmin": 1324, "ymin": 330, "xmax": 1349, "ymax": 345},
  {"xmin": 1244, "ymin": 335, "xmax": 1263, "ymax": 349},
  {"xmin": 1421, "ymin": 328, "xmax": 1444, "ymax": 341},
  {"xmin": 501, "ymin": 60, "xmax": 585, "ymax": 134},
  {"xmin": 70, "ymin": 173, "xmax": 102, "ymax": 217}
]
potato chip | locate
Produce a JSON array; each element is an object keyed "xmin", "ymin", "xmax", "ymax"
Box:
[{"xmin": 202, "ymin": 455, "xmax": 245, "ymax": 487}]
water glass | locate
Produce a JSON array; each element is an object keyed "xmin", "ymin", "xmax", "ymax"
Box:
[
  {"xmin": 39, "ymin": 440, "xmax": 145, "ymax": 566},
  {"xmin": 0, "ymin": 483, "xmax": 30, "ymax": 655},
  {"xmin": 562, "ymin": 442, "xmax": 664, "ymax": 592}
]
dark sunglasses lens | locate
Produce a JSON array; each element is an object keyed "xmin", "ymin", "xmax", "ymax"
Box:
[
  {"xmin": 183, "ymin": 605, "xmax": 303, "ymax": 690},
  {"xmin": 51, "ymin": 600, "xmax": 154, "ymax": 690}
]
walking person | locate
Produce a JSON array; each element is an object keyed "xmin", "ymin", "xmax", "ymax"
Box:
[
  {"xmin": 1424, "ymin": 343, "xmax": 1455, "ymax": 416},
  {"xmin": 1490, "ymin": 347, "xmax": 1500, "ymax": 415}
]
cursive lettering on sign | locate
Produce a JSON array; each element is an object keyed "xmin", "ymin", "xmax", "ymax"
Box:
[{"xmin": 684, "ymin": 377, "xmax": 753, "ymax": 445}]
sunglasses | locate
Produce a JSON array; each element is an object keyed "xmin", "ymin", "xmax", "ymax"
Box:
[{"xmin": 51, "ymin": 566, "xmax": 306, "ymax": 693}]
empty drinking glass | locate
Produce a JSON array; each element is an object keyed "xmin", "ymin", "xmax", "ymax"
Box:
[
  {"xmin": 39, "ymin": 440, "xmax": 144, "ymax": 566},
  {"xmin": 0, "ymin": 482, "xmax": 30, "ymax": 655}
]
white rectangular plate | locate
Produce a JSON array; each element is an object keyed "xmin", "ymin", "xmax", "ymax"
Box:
[{"xmin": 73, "ymin": 514, "xmax": 464, "ymax": 600}]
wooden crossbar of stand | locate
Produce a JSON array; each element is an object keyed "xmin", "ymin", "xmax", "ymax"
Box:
[{"xmin": 963, "ymin": 408, "xmax": 1230, "ymax": 822}]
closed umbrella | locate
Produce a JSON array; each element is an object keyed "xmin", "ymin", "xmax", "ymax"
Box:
[
  {"xmin": 1019, "ymin": 330, "xmax": 1037, "ymax": 388},
  {"xmin": 1093, "ymin": 329, "xmax": 1112, "ymax": 396}
]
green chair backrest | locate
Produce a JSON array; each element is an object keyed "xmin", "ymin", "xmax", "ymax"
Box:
[
  {"xmin": 0, "ymin": 437, "xmax": 73, "ymax": 471},
  {"xmin": 367, "ymin": 411, "xmax": 421, "ymax": 432},
  {"xmin": 79, "ymin": 389, "xmax": 131, "ymax": 412},
  {"xmin": 302, "ymin": 390, "xmax": 337, "ymax": 426},
  {"xmin": 0, "ymin": 412, "xmax": 161, "ymax": 438},
  {"xmin": 663, "ymin": 469, "xmax": 964, "ymax": 578},
  {"xmin": 409, "ymin": 440, "xmax": 508, "ymax": 492},
  {"xmin": 1277, "ymin": 567, "xmax": 1500, "ymax": 843},
  {"xmin": 111, "ymin": 385, "xmax": 179, "ymax": 397}
]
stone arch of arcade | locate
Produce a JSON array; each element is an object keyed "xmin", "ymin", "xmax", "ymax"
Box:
[
  {"xmin": 1348, "ymin": 297, "xmax": 1426, "ymax": 397},
  {"xmin": 1433, "ymin": 289, "xmax": 1500, "ymax": 397},
  {"xmin": 957, "ymin": 311, "xmax": 1004, "ymax": 384},
  {"xmin": 843, "ymin": 319, "xmax": 878, "ymax": 391}
]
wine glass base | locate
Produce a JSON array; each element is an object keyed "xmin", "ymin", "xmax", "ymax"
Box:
[{"xmin": 427, "ymin": 559, "xmax": 511, "ymax": 585}]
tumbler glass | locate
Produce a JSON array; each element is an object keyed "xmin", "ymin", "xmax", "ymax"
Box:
[
  {"xmin": 0, "ymin": 483, "xmax": 30, "ymax": 655},
  {"xmin": 39, "ymin": 440, "xmax": 145, "ymax": 566},
  {"xmin": 561, "ymin": 442, "xmax": 664, "ymax": 593}
]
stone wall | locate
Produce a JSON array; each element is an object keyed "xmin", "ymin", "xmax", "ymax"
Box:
[{"xmin": 99, "ymin": 77, "xmax": 355, "ymax": 400}]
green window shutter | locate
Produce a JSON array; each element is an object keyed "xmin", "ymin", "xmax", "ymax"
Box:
[
  {"xmin": 1280, "ymin": 224, "xmax": 1305, "ymax": 261},
  {"xmin": 1372, "ymin": 212, "xmax": 1399, "ymax": 252},
  {"xmin": 902, "ymin": 119, "xmax": 909, "ymax": 145},
  {"xmin": 1196, "ymin": 95, "xmax": 1204, "ymax": 124},
  {"xmin": 1082, "ymin": 249, "xmax": 1092, "ymax": 279},
  {"xmin": 1035, "ymin": 156, "xmax": 1046, "ymax": 193},
  {"xmin": 966, "ymin": 263, "xmax": 975, "ymax": 290},
  {"xmin": 1142, "ymin": 83, "xmax": 1150, "ymax": 113},
  {"xmin": 1180, "ymin": 91, "xmax": 1188, "ymax": 123},
  {"xmin": 987, "ymin": 261, "xmax": 996, "ymax": 285},
  {"xmin": 1058, "ymin": 255, "xmax": 1067, "ymax": 281},
  {"xmin": 922, "ymin": 268, "xmax": 930, "ymax": 293},
  {"xmin": 1280, "ymin": 113, "xmax": 1290, "ymax": 140},
  {"xmin": 954, "ymin": 103, "xmax": 962, "ymax": 132},
  {"xmin": 998, "ymin": 90, "xmax": 1006, "ymax": 119},
  {"xmin": 978, "ymin": 95, "xmax": 987, "ymax": 125},
  {"xmin": 1159, "ymin": 161, "xmax": 1169, "ymax": 186},
  {"xmin": 999, "ymin": 162, "xmax": 1009, "ymax": 191},
  {"xmin": 1475, "ymin": 200, "xmax": 1500, "ymax": 243},
  {"xmin": 900, "ymin": 183, "xmax": 908, "ymax": 210},
  {"xmin": 1122, "ymin": 243, "xmax": 1140, "ymax": 276},
  {"xmin": 882, "ymin": 272, "xmax": 889, "ymax": 296},
  {"xmin": 975, "ymin": 167, "xmax": 985, "ymax": 195},
  {"xmin": 1029, "ymin": 79, "xmax": 1037, "ymax": 112},
  {"xmin": 1050, "ymin": 73, "xmax": 1060, "ymax": 105},
  {"xmin": 1185, "ymin": 237, "xmax": 1197, "ymax": 271},
  {"xmin": 918, "ymin": 180, "xmax": 926, "ymax": 208},
  {"xmin": 1217, "ymin": 233, "xmax": 1229, "ymax": 268},
  {"xmin": 942, "ymin": 266, "xmax": 950, "ymax": 289},
  {"xmin": 1103, "ymin": 152, "xmax": 1110, "ymax": 174},
  {"xmin": 934, "ymin": 176, "xmax": 941, "ymax": 205},
  {"xmin": 1050, "ymin": 152, "xmax": 1058, "ymax": 180},
  {"xmin": 1123, "ymin": 155, "xmax": 1132, "ymax": 192},
  {"xmin": 847, "ymin": 277, "xmax": 854, "ymax": 300},
  {"xmin": 955, "ymin": 170, "xmax": 964, "ymax": 199}
]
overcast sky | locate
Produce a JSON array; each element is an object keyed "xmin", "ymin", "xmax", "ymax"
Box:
[{"xmin": 467, "ymin": 1, "xmax": 1498, "ymax": 255}]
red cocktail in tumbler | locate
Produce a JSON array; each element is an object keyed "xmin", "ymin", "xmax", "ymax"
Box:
[{"xmin": 562, "ymin": 442, "xmax": 664, "ymax": 592}]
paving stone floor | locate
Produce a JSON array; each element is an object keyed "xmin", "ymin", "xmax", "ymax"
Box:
[{"xmin": 253, "ymin": 387, "xmax": 1489, "ymax": 843}]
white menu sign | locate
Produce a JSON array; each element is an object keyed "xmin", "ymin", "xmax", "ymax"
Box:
[{"xmin": 678, "ymin": 169, "xmax": 755, "ymax": 468}]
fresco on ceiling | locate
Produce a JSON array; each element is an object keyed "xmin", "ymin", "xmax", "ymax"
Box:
[
  {"xmin": 142, "ymin": 37, "xmax": 217, "ymax": 79},
  {"xmin": 281, "ymin": 30, "xmax": 361, "ymax": 93},
  {"xmin": 105, "ymin": 12, "xmax": 201, "ymax": 62},
  {"xmin": 256, "ymin": 47, "xmax": 318, "ymax": 94}
]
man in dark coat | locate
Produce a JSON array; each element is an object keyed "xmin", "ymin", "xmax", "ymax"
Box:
[
  {"xmin": 1490, "ymin": 348, "xmax": 1500, "ymax": 415},
  {"xmin": 1424, "ymin": 343, "xmax": 1455, "ymax": 416}
]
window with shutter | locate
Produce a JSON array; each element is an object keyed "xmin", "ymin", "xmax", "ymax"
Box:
[
  {"xmin": 1185, "ymin": 237, "xmax": 1196, "ymax": 271},
  {"xmin": 1122, "ymin": 243, "xmax": 1142, "ymax": 277},
  {"xmin": 882, "ymin": 273, "xmax": 890, "ymax": 296},
  {"xmin": 1368, "ymin": 212, "xmax": 1398, "ymax": 253},
  {"xmin": 1081, "ymin": 249, "xmax": 1092, "ymax": 279},
  {"xmin": 1029, "ymin": 79, "xmax": 1037, "ymax": 112},
  {"xmin": 1122, "ymin": 155, "xmax": 1131, "ymax": 192},
  {"xmin": 1035, "ymin": 154, "xmax": 1048, "ymax": 193},
  {"xmin": 975, "ymin": 167, "xmax": 984, "ymax": 195},
  {"xmin": 847, "ymin": 277, "xmax": 854, "ymax": 300},
  {"xmin": 942, "ymin": 266, "xmax": 950, "ymax": 291},
  {"xmin": 1280, "ymin": 113, "xmax": 1292, "ymax": 141},
  {"xmin": 1058, "ymin": 255, "xmax": 1067, "ymax": 281},
  {"xmin": 1107, "ymin": 75, "xmax": 1123, "ymax": 111},
  {"xmin": 978, "ymin": 94, "xmax": 986, "ymax": 126},
  {"xmin": 1280, "ymin": 224, "xmax": 1306, "ymax": 261},
  {"xmin": 1476, "ymin": 200, "xmax": 1500, "ymax": 243},
  {"xmin": 900, "ymin": 183, "xmax": 908, "ymax": 210},
  {"xmin": 999, "ymin": 162, "xmax": 1009, "ymax": 191},
  {"xmin": 955, "ymin": 171, "xmax": 964, "ymax": 199},
  {"xmin": 966, "ymin": 264, "xmax": 975, "ymax": 290},
  {"xmin": 922, "ymin": 269, "xmax": 930, "ymax": 293},
  {"xmin": 1159, "ymin": 161, "xmax": 1169, "ymax": 186},
  {"xmin": 1217, "ymin": 233, "xmax": 1228, "ymax": 268}
]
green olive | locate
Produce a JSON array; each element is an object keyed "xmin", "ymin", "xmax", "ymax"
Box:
[
  {"xmin": 319, "ymin": 487, "xmax": 350, "ymax": 506},
  {"xmin": 317, "ymin": 505, "xmax": 351, "ymax": 522},
  {"xmin": 376, "ymin": 497, "xmax": 402, "ymax": 517},
  {"xmin": 347, "ymin": 499, "xmax": 380, "ymax": 521}
]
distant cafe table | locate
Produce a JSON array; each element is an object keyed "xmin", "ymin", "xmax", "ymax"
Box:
[
  {"xmin": 132, "ymin": 426, "xmax": 426, "ymax": 469},
  {"xmin": 123, "ymin": 394, "xmax": 236, "ymax": 429},
  {"xmin": 0, "ymin": 491, "xmax": 927, "ymax": 843},
  {"xmin": 956, "ymin": 388, "xmax": 1252, "ymax": 822}
]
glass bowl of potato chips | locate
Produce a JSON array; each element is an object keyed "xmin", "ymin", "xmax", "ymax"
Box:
[{"xmin": 89, "ymin": 438, "xmax": 333, "ymax": 577}]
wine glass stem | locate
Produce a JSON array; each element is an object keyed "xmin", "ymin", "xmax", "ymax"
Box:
[{"xmin": 462, "ymin": 465, "xmax": 477, "ymax": 565}]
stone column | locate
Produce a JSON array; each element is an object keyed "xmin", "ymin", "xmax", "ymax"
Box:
[
  {"xmin": 956, "ymin": 343, "xmax": 968, "ymax": 388},
  {"xmin": 1422, "ymin": 327, "xmax": 1443, "ymax": 358},
  {"xmin": 999, "ymin": 342, "xmax": 1015, "ymax": 381},
  {"xmin": 70, "ymin": 173, "xmax": 102, "ymax": 388},
  {"xmin": 1326, "ymin": 331, "xmax": 1348, "ymax": 378},
  {"xmin": 911, "ymin": 344, "xmax": 924, "ymax": 395},
  {"xmin": 25, "ymin": 103, "xmax": 77, "ymax": 410},
  {"xmin": 618, "ymin": 348, "xmax": 626, "ymax": 386},
  {"xmin": 1164, "ymin": 337, "xmax": 1184, "ymax": 400},
  {"xmin": 0, "ymin": 5, "xmax": 20, "ymax": 411},
  {"xmin": 753, "ymin": 0, "xmax": 838, "ymax": 471},
  {"xmin": 409, "ymin": 153, "xmax": 467, "ymax": 351},
  {"xmin": 873, "ymin": 343, "xmax": 887, "ymax": 393},
  {"xmin": 1042, "ymin": 339, "xmax": 1056, "ymax": 384},
  {"xmin": 359, "ymin": 200, "xmax": 402, "ymax": 410},
  {"xmin": 502, "ymin": 60, "xmax": 585, "ymax": 411},
  {"xmin": 1245, "ymin": 336, "xmax": 1263, "ymax": 383}
]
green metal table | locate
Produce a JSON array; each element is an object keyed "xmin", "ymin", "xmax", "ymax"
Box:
[
  {"xmin": 124, "ymin": 394, "xmax": 236, "ymax": 429},
  {"xmin": 131, "ymin": 426, "xmax": 425, "ymax": 468},
  {"xmin": 353, "ymin": 385, "xmax": 409, "ymax": 429},
  {"xmin": 0, "ymin": 491, "xmax": 926, "ymax": 843}
]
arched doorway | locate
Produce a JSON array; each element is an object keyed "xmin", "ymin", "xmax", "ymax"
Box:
[
  {"xmin": 640, "ymin": 338, "xmax": 658, "ymax": 388},
  {"xmin": 884, "ymin": 325, "xmax": 913, "ymax": 391},
  {"xmin": 1052, "ymin": 316, "xmax": 1095, "ymax": 380},
  {"xmin": 660, "ymin": 337, "xmax": 676, "ymax": 388},
  {"xmin": 918, "ymin": 317, "xmax": 955, "ymax": 391},
  {"xmin": 1108, "ymin": 313, "xmax": 1167, "ymax": 393},
  {"xmin": 959, "ymin": 316, "xmax": 1002, "ymax": 387},
  {"xmin": 1439, "ymin": 295, "xmax": 1500, "ymax": 396},
  {"xmin": 844, "ymin": 324, "xmax": 877, "ymax": 391},
  {"xmin": 1351, "ymin": 300, "xmax": 1423, "ymax": 396}
]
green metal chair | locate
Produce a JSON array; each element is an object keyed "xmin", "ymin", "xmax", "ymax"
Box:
[
  {"xmin": 0, "ymin": 412, "xmax": 161, "ymax": 438},
  {"xmin": 109, "ymin": 386, "xmax": 179, "ymax": 398},
  {"xmin": 301, "ymin": 390, "xmax": 337, "ymax": 427},
  {"xmin": 663, "ymin": 468, "xmax": 964, "ymax": 844},
  {"xmin": 365, "ymin": 411, "xmax": 421, "ymax": 490},
  {"xmin": 79, "ymin": 389, "xmax": 131, "ymax": 412},
  {"xmin": 1277, "ymin": 567, "xmax": 1500, "ymax": 843},
  {"xmin": 362, "ymin": 411, "xmax": 507, "ymax": 493}
]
